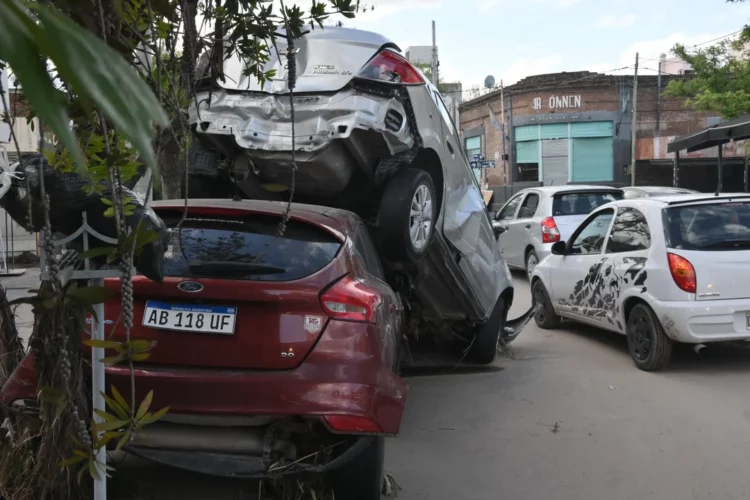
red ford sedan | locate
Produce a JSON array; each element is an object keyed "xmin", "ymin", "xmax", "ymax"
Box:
[{"xmin": 1, "ymin": 199, "xmax": 407, "ymax": 499}]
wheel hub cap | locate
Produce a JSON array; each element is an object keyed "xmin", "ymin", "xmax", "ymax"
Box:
[{"xmin": 410, "ymin": 185, "xmax": 433, "ymax": 251}]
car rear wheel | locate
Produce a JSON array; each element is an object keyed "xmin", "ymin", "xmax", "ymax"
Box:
[
  {"xmin": 525, "ymin": 249, "xmax": 539, "ymax": 281},
  {"xmin": 532, "ymin": 280, "xmax": 561, "ymax": 329},
  {"xmin": 626, "ymin": 303, "xmax": 673, "ymax": 372},
  {"xmin": 468, "ymin": 296, "xmax": 507, "ymax": 364},
  {"xmin": 331, "ymin": 436, "xmax": 385, "ymax": 500},
  {"xmin": 378, "ymin": 168, "xmax": 437, "ymax": 262}
]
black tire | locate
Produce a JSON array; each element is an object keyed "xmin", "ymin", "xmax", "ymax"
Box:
[
  {"xmin": 626, "ymin": 303, "xmax": 673, "ymax": 371},
  {"xmin": 468, "ymin": 296, "xmax": 507, "ymax": 364},
  {"xmin": 532, "ymin": 280, "xmax": 561, "ymax": 329},
  {"xmin": 331, "ymin": 437, "xmax": 385, "ymax": 500},
  {"xmin": 378, "ymin": 168, "xmax": 437, "ymax": 262},
  {"xmin": 525, "ymin": 249, "xmax": 539, "ymax": 281}
]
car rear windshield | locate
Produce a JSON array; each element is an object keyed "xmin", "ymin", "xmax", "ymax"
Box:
[
  {"xmin": 552, "ymin": 191, "xmax": 622, "ymax": 216},
  {"xmin": 158, "ymin": 214, "xmax": 342, "ymax": 281},
  {"xmin": 664, "ymin": 202, "xmax": 750, "ymax": 251}
]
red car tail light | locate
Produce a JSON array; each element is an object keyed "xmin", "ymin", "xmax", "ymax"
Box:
[
  {"xmin": 324, "ymin": 415, "xmax": 383, "ymax": 434},
  {"xmin": 541, "ymin": 217, "xmax": 561, "ymax": 243},
  {"xmin": 356, "ymin": 50, "xmax": 425, "ymax": 85},
  {"xmin": 667, "ymin": 253, "xmax": 696, "ymax": 293},
  {"xmin": 320, "ymin": 275, "xmax": 380, "ymax": 323}
]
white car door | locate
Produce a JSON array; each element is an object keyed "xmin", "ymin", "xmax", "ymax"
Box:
[
  {"xmin": 550, "ymin": 208, "xmax": 615, "ymax": 323},
  {"xmin": 495, "ymin": 193, "xmax": 524, "ymax": 263},
  {"xmin": 505, "ymin": 191, "xmax": 541, "ymax": 268},
  {"xmin": 600, "ymin": 206, "xmax": 652, "ymax": 332}
]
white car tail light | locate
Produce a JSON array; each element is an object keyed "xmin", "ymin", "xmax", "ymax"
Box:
[
  {"xmin": 356, "ymin": 50, "xmax": 425, "ymax": 85},
  {"xmin": 541, "ymin": 217, "xmax": 560, "ymax": 243},
  {"xmin": 321, "ymin": 275, "xmax": 381, "ymax": 323},
  {"xmin": 667, "ymin": 253, "xmax": 696, "ymax": 293}
]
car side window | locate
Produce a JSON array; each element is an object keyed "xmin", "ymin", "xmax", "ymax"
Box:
[
  {"xmin": 624, "ymin": 190, "xmax": 642, "ymax": 199},
  {"xmin": 518, "ymin": 193, "xmax": 540, "ymax": 219},
  {"xmin": 606, "ymin": 207, "xmax": 651, "ymax": 253},
  {"xmin": 355, "ymin": 224, "xmax": 385, "ymax": 280},
  {"xmin": 570, "ymin": 209, "xmax": 615, "ymax": 255},
  {"xmin": 498, "ymin": 195, "xmax": 523, "ymax": 221}
]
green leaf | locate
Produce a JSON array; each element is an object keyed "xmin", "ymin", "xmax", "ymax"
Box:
[
  {"xmin": 95, "ymin": 418, "xmax": 129, "ymax": 432},
  {"xmin": 67, "ymin": 286, "xmax": 114, "ymax": 305},
  {"xmin": 139, "ymin": 405, "xmax": 170, "ymax": 425},
  {"xmin": 32, "ymin": 4, "xmax": 169, "ymax": 184},
  {"xmin": 115, "ymin": 428, "xmax": 132, "ymax": 451},
  {"xmin": 94, "ymin": 409, "xmax": 121, "ymax": 422},
  {"xmin": 101, "ymin": 390, "xmax": 129, "ymax": 420},
  {"xmin": 84, "ymin": 339, "xmax": 123, "ymax": 350},
  {"xmin": 60, "ymin": 454, "xmax": 88, "ymax": 468},
  {"xmin": 88, "ymin": 457, "xmax": 100, "ymax": 481},
  {"xmin": 110, "ymin": 385, "xmax": 130, "ymax": 415},
  {"xmin": 131, "ymin": 352, "xmax": 150, "ymax": 362},
  {"xmin": 136, "ymin": 391, "xmax": 153, "ymax": 421},
  {"xmin": 129, "ymin": 339, "xmax": 154, "ymax": 352},
  {"xmin": 101, "ymin": 353, "xmax": 126, "ymax": 366},
  {"xmin": 0, "ymin": 0, "xmax": 86, "ymax": 171}
]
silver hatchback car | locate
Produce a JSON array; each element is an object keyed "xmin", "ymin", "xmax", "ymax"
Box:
[{"xmin": 495, "ymin": 186, "xmax": 623, "ymax": 279}]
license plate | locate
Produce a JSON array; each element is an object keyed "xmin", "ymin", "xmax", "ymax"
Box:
[{"xmin": 143, "ymin": 301, "xmax": 237, "ymax": 335}]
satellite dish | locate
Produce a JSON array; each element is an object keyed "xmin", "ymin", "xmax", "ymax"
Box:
[{"xmin": 484, "ymin": 75, "xmax": 495, "ymax": 89}]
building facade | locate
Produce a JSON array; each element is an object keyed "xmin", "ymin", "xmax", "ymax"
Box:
[{"xmin": 459, "ymin": 71, "xmax": 729, "ymax": 192}]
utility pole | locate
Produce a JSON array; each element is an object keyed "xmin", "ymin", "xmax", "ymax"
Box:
[
  {"xmin": 500, "ymin": 79, "xmax": 507, "ymax": 186},
  {"xmin": 630, "ymin": 52, "xmax": 639, "ymax": 187},
  {"xmin": 431, "ymin": 21, "xmax": 439, "ymax": 87}
]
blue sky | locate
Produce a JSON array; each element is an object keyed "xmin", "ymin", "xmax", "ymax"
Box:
[{"xmin": 342, "ymin": 0, "xmax": 750, "ymax": 89}]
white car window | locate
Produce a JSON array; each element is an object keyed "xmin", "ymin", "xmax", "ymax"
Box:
[
  {"xmin": 498, "ymin": 195, "xmax": 523, "ymax": 221},
  {"xmin": 518, "ymin": 193, "xmax": 540, "ymax": 219},
  {"xmin": 570, "ymin": 209, "xmax": 615, "ymax": 255},
  {"xmin": 606, "ymin": 208, "xmax": 651, "ymax": 253}
]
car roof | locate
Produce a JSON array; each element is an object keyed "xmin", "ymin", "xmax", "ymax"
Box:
[
  {"xmin": 614, "ymin": 193, "xmax": 750, "ymax": 206},
  {"xmin": 626, "ymin": 186, "xmax": 695, "ymax": 193},
  {"xmin": 524, "ymin": 185, "xmax": 623, "ymax": 194},
  {"xmin": 151, "ymin": 199, "xmax": 358, "ymax": 237}
]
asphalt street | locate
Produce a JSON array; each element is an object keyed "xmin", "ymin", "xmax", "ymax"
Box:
[{"xmin": 388, "ymin": 274, "xmax": 750, "ymax": 500}]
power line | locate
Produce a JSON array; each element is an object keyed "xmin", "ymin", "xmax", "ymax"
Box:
[{"xmin": 692, "ymin": 29, "xmax": 743, "ymax": 47}]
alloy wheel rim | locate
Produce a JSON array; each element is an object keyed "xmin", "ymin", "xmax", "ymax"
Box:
[{"xmin": 409, "ymin": 184, "xmax": 433, "ymax": 251}]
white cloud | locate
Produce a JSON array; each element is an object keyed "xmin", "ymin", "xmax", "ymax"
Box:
[
  {"xmin": 504, "ymin": 55, "xmax": 564, "ymax": 84},
  {"xmin": 597, "ymin": 13, "xmax": 636, "ymax": 28},
  {"xmin": 479, "ymin": 0, "xmax": 580, "ymax": 12},
  {"xmin": 349, "ymin": 0, "xmax": 442, "ymax": 22}
]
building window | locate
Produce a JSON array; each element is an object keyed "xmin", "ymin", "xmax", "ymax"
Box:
[
  {"xmin": 465, "ymin": 135, "xmax": 481, "ymax": 158},
  {"xmin": 515, "ymin": 138, "xmax": 539, "ymax": 182}
]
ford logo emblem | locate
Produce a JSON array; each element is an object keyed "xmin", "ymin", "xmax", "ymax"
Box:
[{"xmin": 178, "ymin": 281, "xmax": 204, "ymax": 293}]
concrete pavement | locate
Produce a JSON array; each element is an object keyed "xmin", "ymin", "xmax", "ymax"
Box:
[{"xmin": 387, "ymin": 275, "xmax": 750, "ymax": 500}]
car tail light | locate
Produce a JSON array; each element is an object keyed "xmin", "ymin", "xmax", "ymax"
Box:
[
  {"xmin": 541, "ymin": 217, "xmax": 560, "ymax": 243},
  {"xmin": 667, "ymin": 253, "xmax": 696, "ymax": 293},
  {"xmin": 324, "ymin": 415, "xmax": 383, "ymax": 434},
  {"xmin": 356, "ymin": 50, "xmax": 425, "ymax": 85},
  {"xmin": 320, "ymin": 275, "xmax": 380, "ymax": 323}
]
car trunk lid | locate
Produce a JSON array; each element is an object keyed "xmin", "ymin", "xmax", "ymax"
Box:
[
  {"xmin": 101, "ymin": 208, "xmax": 347, "ymax": 370},
  {"xmin": 665, "ymin": 199, "xmax": 750, "ymax": 301},
  {"xmin": 551, "ymin": 190, "xmax": 623, "ymax": 241},
  {"xmin": 213, "ymin": 28, "xmax": 395, "ymax": 94}
]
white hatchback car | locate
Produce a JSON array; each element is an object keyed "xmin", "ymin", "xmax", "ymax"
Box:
[{"xmin": 530, "ymin": 193, "xmax": 750, "ymax": 371}]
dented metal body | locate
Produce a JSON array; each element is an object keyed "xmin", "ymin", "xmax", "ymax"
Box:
[{"xmin": 188, "ymin": 26, "xmax": 519, "ymax": 326}]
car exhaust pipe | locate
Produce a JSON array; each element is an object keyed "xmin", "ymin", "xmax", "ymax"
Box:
[{"xmin": 131, "ymin": 423, "xmax": 297, "ymax": 459}]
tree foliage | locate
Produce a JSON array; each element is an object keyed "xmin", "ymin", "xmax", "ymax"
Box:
[{"xmin": 664, "ymin": 4, "xmax": 750, "ymax": 119}]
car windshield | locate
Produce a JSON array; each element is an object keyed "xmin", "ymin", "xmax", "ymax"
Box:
[
  {"xmin": 552, "ymin": 191, "xmax": 622, "ymax": 216},
  {"xmin": 665, "ymin": 202, "xmax": 750, "ymax": 250},
  {"xmin": 158, "ymin": 214, "xmax": 342, "ymax": 281}
]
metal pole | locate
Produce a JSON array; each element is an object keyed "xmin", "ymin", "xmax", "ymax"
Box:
[
  {"xmin": 745, "ymin": 156, "xmax": 749, "ymax": 192},
  {"xmin": 500, "ymin": 79, "xmax": 506, "ymax": 186},
  {"xmin": 91, "ymin": 277, "xmax": 107, "ymax": 500},
  {"xmin": 657, "ymin": 53, "xmax": 664, "ymax": 134},
  {"xmin": 717, "ymin": 145, "xmax": 724, "ymax": 194},
  {"xmin": 630, "ymin": 52, "xmax": 639, "ymax": 186},
  {"xmin": 431, "ymin": 21, "xmax": 439, "ymax": 87}
]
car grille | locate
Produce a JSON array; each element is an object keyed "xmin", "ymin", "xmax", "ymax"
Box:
[{"xmin": 385, "ymin": 109, "xmax": 404, "ymax": 132}]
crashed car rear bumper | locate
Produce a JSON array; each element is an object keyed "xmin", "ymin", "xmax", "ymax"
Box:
[{"xmin": 190, "ymin": 88, "xmax": 414, "ymax": 156}]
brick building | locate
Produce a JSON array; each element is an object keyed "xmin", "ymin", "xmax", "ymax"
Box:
[{"xmin": 459, "ymin": 71, "xmax": 735, "ymax": 197}]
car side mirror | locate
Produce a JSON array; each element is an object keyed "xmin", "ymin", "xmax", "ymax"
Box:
[
  {"xmin": 492, "ymin": 221, "xmax": 506, "ymax": 237},
  {"xmin": 551, "ymin": 240, "xmax": 566, "ymax": 255}
]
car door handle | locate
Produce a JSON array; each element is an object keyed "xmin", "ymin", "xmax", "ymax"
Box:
[
  {"xmin": 446, "ymin": 141, "xmax": 454, "ymax": 154},
  {"xmin": 525, "ymin": 224, "xmax": 531, "ymax": 229}
]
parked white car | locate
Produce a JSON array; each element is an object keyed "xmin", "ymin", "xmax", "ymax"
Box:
[
  {"xmin": 530, "ymin": 193, "xmax": 750, "ymax": 371},
  {"xmin": 494, "ymin": 186, "xmax": 623, "ymax": 279}
]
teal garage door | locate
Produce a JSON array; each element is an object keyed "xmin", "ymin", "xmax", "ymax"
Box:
[{"xmin": 570, "ymin": 121, "xmax": 613, "ymax": 182}]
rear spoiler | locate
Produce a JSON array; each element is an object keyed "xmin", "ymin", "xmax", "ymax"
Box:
[
  {"xmin": 666, "ymin": 194, "xmax": 750, "ymax": 206},
  {"xmin": 552, "ymin": 188, "xmax": 624, "ymax": 197}
]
